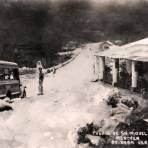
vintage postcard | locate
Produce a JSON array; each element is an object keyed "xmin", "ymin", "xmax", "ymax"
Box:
[{"xmin": 0, "ymin": 0, "xmax": 148, "ymax": 148}]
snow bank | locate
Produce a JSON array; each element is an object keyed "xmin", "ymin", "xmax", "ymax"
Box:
[
  {"xmin": 0, "ymin": 47, "xmax": 136, "ymax": 148},
  {"xmin": 0, "ymin": 100, "xmax": 12, "ymax": 112},
  {"xmin": 0, "ymin": 48, "xmax": 94, "ymax": 148}
]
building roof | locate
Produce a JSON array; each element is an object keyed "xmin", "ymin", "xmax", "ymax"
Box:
[
  {"xmin": 122, "ymin": 37, "xmax": 148, "ymax": 48},
  {"xmin": 0, "ymin": 60, "xmax": 18, "ymax": 66},
  {"xmin": 104, "ymin": 41, "xmax": 114, "ymax": 45},
  {"xmin": 96, "ymin": 38, "xmax": 148, "ymax": 62},
  {"xmin": 87, "ymin": 41, "xmax": 116, "ymax": 54}
]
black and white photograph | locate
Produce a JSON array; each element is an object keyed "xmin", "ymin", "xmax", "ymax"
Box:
[{"xmin": 0, "ymin": 0, "xmax": 148, "ymax": 147}]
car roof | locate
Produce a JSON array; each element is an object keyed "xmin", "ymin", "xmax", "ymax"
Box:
[{"xmin": 0, "ymin": 60, "xmax": 18, "ymax": 68}]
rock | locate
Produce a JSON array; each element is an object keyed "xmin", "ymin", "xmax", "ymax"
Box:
[{"xmin": 85, "ymin": 134, "xmax": 100, "ymax": 146}]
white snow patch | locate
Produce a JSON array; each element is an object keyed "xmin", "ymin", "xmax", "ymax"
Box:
[{"xmin": 0, "ymin": 48, "xmax": 116, "ymax": 148}]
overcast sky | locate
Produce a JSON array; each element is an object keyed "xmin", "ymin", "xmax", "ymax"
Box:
[
  {"xmin": 1, "ymin": 0, "xmax": 147, "ymax": 9},
  {"xmin": 4, "ymin": 0, "xmax": 143, "ymax": 4}
]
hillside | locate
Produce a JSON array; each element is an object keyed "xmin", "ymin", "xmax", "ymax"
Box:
[{"xmin": 0, "ymin": 0, "xmax": 148, "ymax": 67}]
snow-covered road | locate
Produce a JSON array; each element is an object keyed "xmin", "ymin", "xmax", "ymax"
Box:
[{"xmin": 0, "ymin": 48, "xmax": 112, "ymax": 148}]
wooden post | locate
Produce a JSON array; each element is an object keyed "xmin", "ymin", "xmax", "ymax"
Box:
[
  {"xmin": 126, "ymin": 60, "xmax": 132, "ymax": 74},
  {"xmin": 131, "ymin": 60, "xmax": 138, "ymax": 91},
  {"xmin": 99, "ymin": 56, "xmax": 105, "ymax": 80},
  {"xmin": 112, "ymin": 59, "xmax": 119, "ymax": 86},
  {"xmin": 94, "ymin": 55, "xmax": 99, "ymax": 79}
]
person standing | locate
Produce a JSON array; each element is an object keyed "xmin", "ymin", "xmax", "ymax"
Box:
[
  {"xmin": 38, "ymin": 67, "xmax": 44, "ymax": 95},
  {"xmin": 53, "ymin": 67, "xmax": 56, "ymax": 74},
  {"xmin": 36, "ymin": 61, "xmax": 43, "ymax": 70},
  {"xmin": 36, "ymin": 61, "xmax": 44, "ymax": 95}
]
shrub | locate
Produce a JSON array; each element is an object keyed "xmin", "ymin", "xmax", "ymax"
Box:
[{"xmin": 107, "ymin": 93, "xmax": 120, "ymax": 108}]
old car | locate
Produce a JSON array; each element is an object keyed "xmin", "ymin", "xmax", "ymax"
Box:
[{"xmin": 0, "ymin": 60, "xmax": 20, "ymax": 99}]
